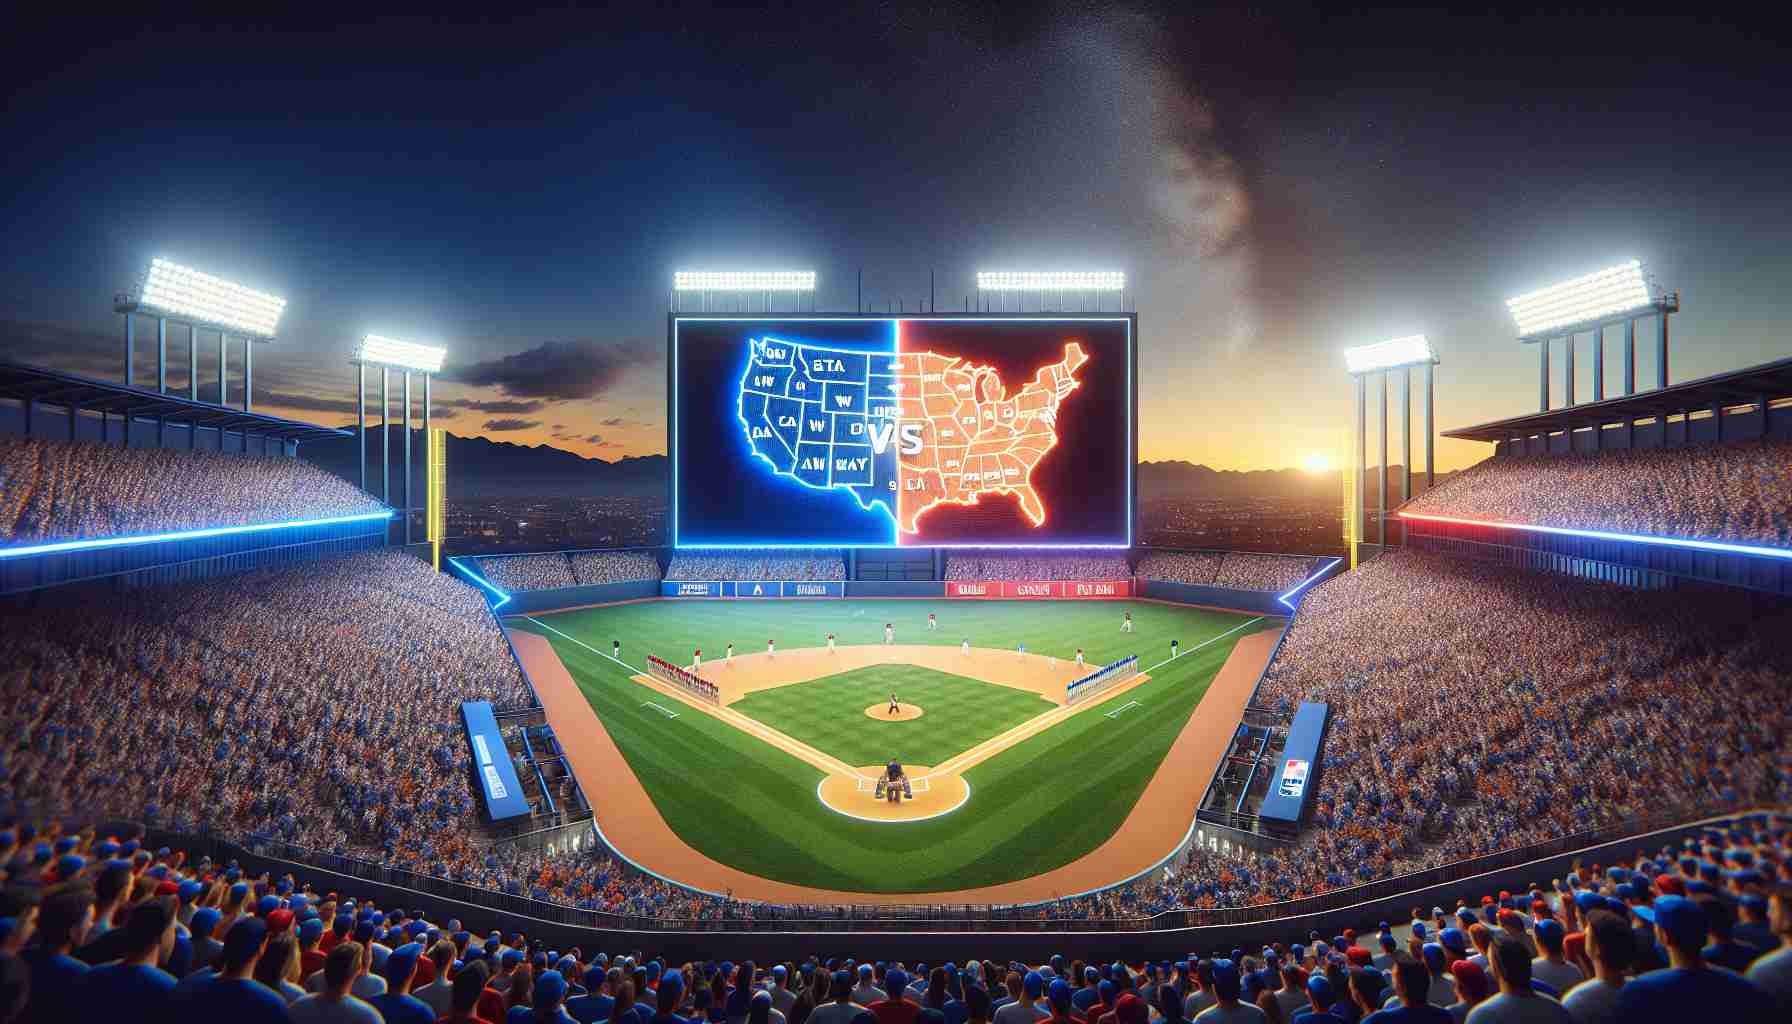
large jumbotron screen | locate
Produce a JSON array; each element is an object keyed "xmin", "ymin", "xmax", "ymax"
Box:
[{"xmin": 670, "ymin": 316, "xmax": 1135, "ymax": 547}]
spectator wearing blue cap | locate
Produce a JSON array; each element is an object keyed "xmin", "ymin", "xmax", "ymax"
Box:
[
  {"xmin": 1615, "ymin": 895, "xmax": 1776, "ymax": 1023},
  {"xmin": 366, "ymin": 941, "xmax": 433, "ymax": 1024},
  {"xmin": 1733, "ymin": 892, "xmax": 1776, "ymax": 953},
  {"xmin": 568, "ymin": 965, "xmax": 618, "ymax": 1024},
  {"xmin": 1295, "ymin": 973, "xmax": 1349, "ymax": 1023},
  {"xmin": 1526, "ymin": 919, "xmax": 1583, "ymax": 995},
  {"xmin": 172, "ymin": 917, "xmax": 289, "ymax": 1023},
  {"xmin": 852, "ymin": 965, "xmax": 887, "ymax": 1008},
  {"xmin": 870, "ymin": 969, "xmax": 920, "ymax": 1024},
  {"xmin": 809, "ymin": 970, "xmax": 866, "ymax": 1024},
  {"xmin": 1694, "ymin": 897, "xmax": 1759, "ymax": 973}
]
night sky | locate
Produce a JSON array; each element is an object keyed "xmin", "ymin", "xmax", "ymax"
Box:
[{"xmin": 3, "ymin": 4, "xmax": 1788, "ymax": 472}]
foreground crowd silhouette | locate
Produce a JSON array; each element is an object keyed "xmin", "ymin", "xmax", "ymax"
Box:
[
  {"xmin": 0, "ymin": 436, "xmax": 382, "ymax": 544},
  {"xmin": 0, "ymin": 814, "xmax": 1785, "ymax": 1022},
  {"xmin": 1404, "ymin": 437, "xmax": 1792, "ymax": 545}
]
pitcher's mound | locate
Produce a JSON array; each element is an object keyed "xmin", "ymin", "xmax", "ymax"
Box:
[{"xmin": 864, "ymin": 702, "xmax": 924, "ymax": 721}]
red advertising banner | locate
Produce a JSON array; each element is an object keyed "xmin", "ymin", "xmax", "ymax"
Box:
[{"xmin": 945, "ymin": 580, "xmax": 1133, "ymax": 599}]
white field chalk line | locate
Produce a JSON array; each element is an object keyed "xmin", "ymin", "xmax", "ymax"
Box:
[
  {"xmin": 1143, "ymin": 616, "xmax": 1265, "ymax": 674},
  {"xmin": 523, "ymin": 616, "xmax": 644, "ymax": 675},
  {"xmin": 642, "ymin": 702, "xmax": 680, "ymax": 719},
  {"xmin": 1104, "ymin": 700, "xmax": 1142, "ymax": 719}
]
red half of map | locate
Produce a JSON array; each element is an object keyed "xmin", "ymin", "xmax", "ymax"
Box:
[{"xmin": 892, "ymin": 340, "xmax": 1087, "ymax": 535}]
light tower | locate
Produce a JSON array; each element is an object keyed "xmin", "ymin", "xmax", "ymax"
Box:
[
  {"xmin": 976, "ymin": 270, "xmax": 1126, "ymax": 313},
  {"xmin": 1343, "ymin": 335, "xmax": 1439, "ymax": 562},
  {"xmin": 353, "ymin": 335, "xmax": 446, "ymax": 546},
  {"xmin": 113, "ymin": 257, "xmax": 287, "ymax": 447},
  {"xmin": 1506, "ymin": 259, "xmax": 1678, "ymax": 414}
]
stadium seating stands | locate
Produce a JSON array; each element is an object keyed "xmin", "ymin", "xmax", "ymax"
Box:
[
  {"xmin": 664, "ymin": 550, "xmax": 846, "ymax": 581},
  {"xmin": 1136, "ymin": 551, "xmax": 1318, "ymax": 593},
  {"xmin": 477, "ymin": 551, "xmax": 663, "ymax": 592},
  {"xmin": 944, "ymin": 554, "xmax": 1130, "ymax": 580},
  {"xmin": 1143, "ymin": 547, "xmax": 1791, "ymax": 912},
  {"xmin": 0, "ymin": 550, "xmax": 533, "ymax": 880},
  {"xmin": 0, "ymin": 434, "xmax": 384, "ymax": 544},
  {"xmin": 0, "ymin": 812, "xmax": 1783, "ymax": 1021},
  {"xmin": 1402, "ymin": 438, "xmax": 1792, "ymax": 545}
]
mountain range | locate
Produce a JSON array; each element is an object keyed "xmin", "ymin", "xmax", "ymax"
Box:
[{"xmin": 302, "ymin": 428, "xmax": 1451, "ymax": 502}]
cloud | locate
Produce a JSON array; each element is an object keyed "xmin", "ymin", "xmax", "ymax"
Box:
[
  {"xmin": 600, "ymin": 416, "xmax": 630, "ymax": 427},
  {"xmin": 584, "ymin": 433, "xmax": 605, "ymax": 444},
  {"xmin": 444, "ymin": 338, "xmax": 655, "ymax": 400},
  {"xmin": 482, "ymin": 418, "xmax": 542, "ymax": 432},
  {"xmin": 442, "ymin": 397, "xmax": 545, "ymax": 414}
]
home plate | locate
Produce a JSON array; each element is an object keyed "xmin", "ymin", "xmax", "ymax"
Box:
[{"xmin": 1104, "ymin": 700, "xmax": 1142, "ymax": 719}]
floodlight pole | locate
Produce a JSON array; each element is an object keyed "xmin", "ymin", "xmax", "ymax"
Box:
[
  {"xmin": 356, "ymin": 363, "xmax": 366, "ymax": 491},
  {"xmin": 1424, "ymin": 361, "xmax": 1435, "ymax": 488},
  {"xmin": 124, "ymin": 315, "xmax": 134, "ymax": 386},
  {"xmin": 381, "ymin": 368, "xmax": 390, "ymax": 504},
  {"xmin": 189, "ymin": 326, "xmax": 199, "ymax": 401},
  {"xmin": 244, "ymin": 339, "xmax": 253, "ymax": 412},
  {"xmin": 1591, "ymin": 325, "xmax": 1604, "ymax": 402},
  {"xmin": 1401, "ymin": 367, "xmax": 1411, "ymax": 504},
  {"xmin": 1378, "ymin": 371, "xmax": 1388, "ymax": 546},
  {"xmin": 1539, "ymin": 339, "xmax": 1550, "ymax": 412},
  {"xmin": 404, "ymin": 370, "xmax": 413, "ymax": 545},
  {"xmin": 1656, "ymin": 315, "xmax": 1669, "ymax": 389},
  {"xmin": 1353, "ymin": 374, "xmax": 1366, "ymax": 562},
  {"xmin": 1564, "ymin": 330, "xmax": 1575, "ymax": 407},
  {"xmin": 423, "ymin": 373, "xmax": 432, "ymax": 551},
  {"xmin": 218, "ymin": 332, "xmax": 228, "ymax": 406},
  {"xmin": 1624, "ymin": 321, "xmax": 1636, "ymax": 395}
]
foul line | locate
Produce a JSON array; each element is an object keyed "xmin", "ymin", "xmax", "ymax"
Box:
[
  {"xmin": 1144, "ymin": 616, "xmax": 1265, "ymax": 674},
  {"xmin": 521, "ymin": 616, "xmax": 644, "ymax": 675},
  {"xmin": 642, "ymin": 702, "xmax": 680, "ymax": 719},
  {"xmin": 1104, "ymin": 700, "xmax": 1142, "ymax": 719}
]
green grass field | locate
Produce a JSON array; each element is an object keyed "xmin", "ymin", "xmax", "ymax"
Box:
[
  {"xmin": 508, "ymin": 599, "xmax": 1278, "ymax": 893},
  {"xmin": 730, "ymin": 664, "xmax": 1056, "ymax": 767}
]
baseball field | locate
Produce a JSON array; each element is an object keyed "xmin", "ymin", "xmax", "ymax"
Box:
[{"xmin": 505, "ymin": 598, "xmax": 1281, "ymax": 901}]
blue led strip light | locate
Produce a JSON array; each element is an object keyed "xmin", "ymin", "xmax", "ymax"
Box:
[
  {"xmin": 0, "ymin": 511, "xmax": 394, "ymax": 560},
  {"xmin": 1277, "ymin": 557, "xmax": 1344, "ymax": 609},
  {"xmin": 1397, "ymin": 512, "xmax": 1792, "ymax": 561},
  {"xmin": 447, "ymin": 555, "xmax": 512, "ymax": 610}
]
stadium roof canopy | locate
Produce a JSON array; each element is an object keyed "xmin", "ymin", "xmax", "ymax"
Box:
[
  {"xmin": 0, "ymin": 361, "xmax": 350, "ymax": 444},
  {"xmin": 1444, "ymin": 354, "xmax": 1792, "ymax": 444}
]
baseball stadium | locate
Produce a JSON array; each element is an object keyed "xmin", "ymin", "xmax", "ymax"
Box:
[{"xmin": 1, "ymin": 258, "xmax": 1790, "ymax": 1019}]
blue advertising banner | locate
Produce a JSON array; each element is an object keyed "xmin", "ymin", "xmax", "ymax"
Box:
[
  {"xmin": 660, "ymin": 580, "xmax": 847, "ymax": 598},
  {"xmin": 461, "ymin": 701, "xmax": 531, "ymax": 822}
]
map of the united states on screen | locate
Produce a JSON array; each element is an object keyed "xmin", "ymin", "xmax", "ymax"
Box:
[{"xmin": 737, "ymin": 336, "xmax": 1087, "ymax": 539}]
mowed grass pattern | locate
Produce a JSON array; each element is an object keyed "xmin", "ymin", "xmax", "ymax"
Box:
[
  {"xmin": 729, "ymin": 665, "xmax": 1055, "ymax": 767},
  {"xmin": 508, "ymin": 599, "xmax": 1277, "ymax": 893}
]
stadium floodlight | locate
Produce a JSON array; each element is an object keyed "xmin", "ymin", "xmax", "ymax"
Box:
[
  {"xmin": 1506, "ymin": 260, "xmax": 1655, "ymax": 338},
  {"xmin": 674, "ymin": 270, "xmax": 816, "ymax": 292},
  {"xmin": 136, "ymin": 257, "xmax": 287, "ymax": 337},
  {"xmin": 355, "ymin": 334, "xmax": 447, "ymax": 373},
  {"xmin": 977, "ymin": 271, "xmax": 1125, "ymax": 292},
  {"xmin": 1344, "ymin": 335, "xmax": 1434, "ymax": 375}
]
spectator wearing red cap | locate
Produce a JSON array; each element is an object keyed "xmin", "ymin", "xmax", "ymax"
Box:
[
  {"xmin": 1445, "ymin": 961, "xmax": 1489, "ymax": 1022},
  {"xmin": 1494, "ymin": 912, "xmax": 1535, "ymax": 959}
]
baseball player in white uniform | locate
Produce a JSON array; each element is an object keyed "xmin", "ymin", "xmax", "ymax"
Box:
[
  {"xmin": 767, "ymin": 638, "xmax": 776, "ymax": 657},
  {"xmin": 826, "ymin": 632, "xmax": 836, "ymax": 653},
  {"xmin": 692, "ymin": 648, "xmax": 702, "ymax": 672},
  {"xmin": 884, "ymin": 622, "xmax": 894, "ymax": 644},
  {"xmin": 1122, "ymin": 611, "xmax": 1134, "ymax": 633},
  {"xmin": 725, "ymin": 642, "xmax": 733, "ymax": 664}
]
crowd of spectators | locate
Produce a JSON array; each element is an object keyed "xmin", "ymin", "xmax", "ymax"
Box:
[
  {"xmin": 479, "ymin": 555, "xmax": 577, "ymax": 593},
  {"xmin": 1131, "ymin": 547, "xmax": 1792, "ymax": 912},
  {"xmin": 0, "ymin": 549, "xmax": 534, "ymax": 883},
  {"xmin": 665, "ymin": 551, "xmax": 845, "ymax": 581},
  {"xmin": 944, "ymin": 555, "xmax": 1130, "ymax": 581},
  {"xmin": 0, "ymin": 435, "xmax": 384, "ymax": 544},
  {"xmin": 570, "ymin": 551, "xmax": 661, "ymax": 585},
  {"xmin": 1135, "ymin": 552, "xmax": 1318, "ymax": 593},
  {"xmin": 1403, "ymin": 437, "xmax": 1792, "ymax": 545},
  {"xmin": 0, "ymin": 814, "xmax": 1785, "ymax": 1022}
]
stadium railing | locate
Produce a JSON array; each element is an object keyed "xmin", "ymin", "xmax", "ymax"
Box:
[{"xmin": 118, "ymin": 795, "xmax": 1753, "ymax": 937}]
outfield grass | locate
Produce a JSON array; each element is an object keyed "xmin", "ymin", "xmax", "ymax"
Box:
[
  {"xmin": 730, "ymin": 664, "xmax": 1055, "ymax": 767},
  {"xmin": 508, "ymin": 599, "xmax": 1277, "ymax": 893}
]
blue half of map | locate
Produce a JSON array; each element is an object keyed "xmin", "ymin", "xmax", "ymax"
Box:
[{"xmin": 737, "ymin": 336, "xmax": 899, "ymax": 525}]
